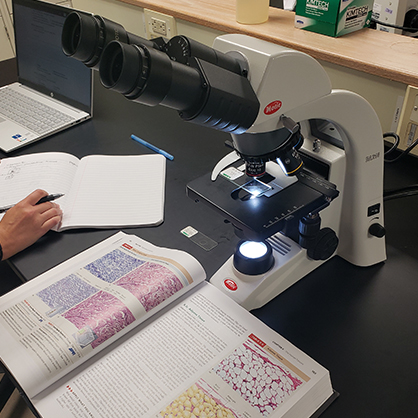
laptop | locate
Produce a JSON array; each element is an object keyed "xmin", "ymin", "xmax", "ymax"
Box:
[{"xmin": 0, "ymin": 0, "xmax": 92, "ymax": 153}]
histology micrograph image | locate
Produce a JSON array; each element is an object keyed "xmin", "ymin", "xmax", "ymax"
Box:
[
  {"xmin": 160, "ymin": 383, "xmax": 236, "ymax": 418},
  {"xmin": 213, "ymin": 339, "xmax": 303, "ymax": 416},
  {"xmin": 36, "ymin": 248, "xmax": 184, "ymax": 349}
]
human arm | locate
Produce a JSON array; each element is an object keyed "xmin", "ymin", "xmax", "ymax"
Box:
[{"xmin": 0, "ymin": 189, "xmax": 62, "ymax": 260}]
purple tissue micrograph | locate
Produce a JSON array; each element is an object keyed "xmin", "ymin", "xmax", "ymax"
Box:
[
  {"xmin": 84, "ymin": 249, "xmax": 145, "ymax": 283},
  {"xmin": 36, "ymin": 274, "xmax": 99, "ymax": 312}
]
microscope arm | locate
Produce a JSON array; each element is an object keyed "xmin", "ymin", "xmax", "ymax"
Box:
[{"xmin": 286, "ymin": 89, "xmax": 386, "ymax": 266}]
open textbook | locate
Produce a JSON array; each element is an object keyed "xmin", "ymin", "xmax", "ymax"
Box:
[
  {"xmin": 0, "ymin": 152, "xmax": 166, "ymax": 230},
  {"xmin": 0, "ymin": 232, "xmax": 336, "ymax": 418}
]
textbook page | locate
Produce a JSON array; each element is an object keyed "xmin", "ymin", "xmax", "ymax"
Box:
[
  {"xmin": 32, "ymin": 282, "xmax": 334, "ymax": 418},
  {"xmin": 0, "ymin": 232, "xmax": 206, "ymax": 399},
  {"xmin": 0, "ymin": 152, "xmax": 78, "ymax": 218},
  {"xmin": 59, "ymin": 154, "xmax": 166, "ymax": 230}
]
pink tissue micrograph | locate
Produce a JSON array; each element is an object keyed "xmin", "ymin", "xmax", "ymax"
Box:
[
  {"xmin": 62, "ymin": 262, "xmax": 183, "ymax": 349},
  {"xmin": 213, "ymin": 339, "xmax": 303, "ymax": 416},
  {"xmin": 62, "ymin": 291, "xmax": 135, "ymax": 349},
  {"xmin": 116, "ymin": 262, "xmax": 184, "ymax": 311}
]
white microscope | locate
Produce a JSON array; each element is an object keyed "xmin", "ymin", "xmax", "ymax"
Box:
[
  {"xmin": 190, "ymin": 34, "xmax": 387, "ymax": 310},
  {"xmin": 61, "ymin": 14, "xmax": 386, "ymax": 311}
]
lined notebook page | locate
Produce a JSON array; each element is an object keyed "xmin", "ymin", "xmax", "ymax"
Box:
[
  {"xmin": 60, "ymin": 154, "xmax": 166, "ymax": 230},
  {"xmin": 0, "ymin": 152, "xmax": 78, "ymax": 217}
]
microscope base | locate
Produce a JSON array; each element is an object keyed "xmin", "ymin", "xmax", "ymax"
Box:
[{"xmin": 210, "ymin": 232, "xmax": 326, "ymax": 310}]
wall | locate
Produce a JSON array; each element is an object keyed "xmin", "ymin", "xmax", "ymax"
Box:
[
  {"xmin": 73, "ymin": 0, "xmax": 221, "ymax": 44},
  {"xmin": 0, "ymin": 0, "xmax": 14, "ymax": 60},
  {"xmin": 319, "ymin": 61, "xmax": 406, "ymax": 135}
]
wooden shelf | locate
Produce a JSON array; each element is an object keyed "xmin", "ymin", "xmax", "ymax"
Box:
[{"xmin": 119, "ymin": 0, "xmax": 418, "ymax": 87}]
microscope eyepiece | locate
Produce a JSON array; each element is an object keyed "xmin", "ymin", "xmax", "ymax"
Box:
[
  {"xmin": 62, "ymin": 12, "xmax": 163, "ymax": 70},
  {"xmin": 62, "ymin": 12, "xmax": 129, "ymax": 69},
  {"xmin": 61, "ymin": 12, "xmax": 82, "ymax": 57},
  {"xmin": 100, "ymin": 41, "xmax": 148, "ymax": 96}
]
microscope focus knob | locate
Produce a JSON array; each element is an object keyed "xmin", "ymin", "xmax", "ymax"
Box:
[
  {"xmin": 307, "ymin": 227, "xmax": 339, "ymax": 261},
  {"xmin": 368, "ymin": 223, "xmax": 386, "ymax": 238},
  {"xmin": 299, "ymin": 213, "xmax": 321, "ymax": 249}
]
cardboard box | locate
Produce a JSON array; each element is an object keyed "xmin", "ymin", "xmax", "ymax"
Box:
[{"xmin": 295, "ymin": 0, "xmax": 374, "ymax": 37}]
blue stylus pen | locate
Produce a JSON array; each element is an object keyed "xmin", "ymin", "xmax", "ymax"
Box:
[{"xmin": 131, "ymin": 134, "xmax": 174, "ymax": 160}]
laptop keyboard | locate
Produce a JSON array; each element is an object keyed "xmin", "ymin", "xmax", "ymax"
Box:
[{"xmin": 0, "ymin": 87, "xmax": 74, "ymax": 134}]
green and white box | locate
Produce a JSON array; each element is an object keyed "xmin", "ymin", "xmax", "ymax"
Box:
[{"xmin": 295, "ymin": 0, "xmax": 373, "ymax": 37}]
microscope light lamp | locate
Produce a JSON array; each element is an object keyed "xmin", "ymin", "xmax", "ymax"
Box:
[
  {"xmin": 234, "ymin": 240, "xmax": 274, "ymax": 275},
  {"xmin": 238, "ymin": 241, "xmax": 268, "ymax": 259}
]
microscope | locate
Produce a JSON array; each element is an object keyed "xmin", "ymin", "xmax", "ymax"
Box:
[{"xmin": 61, "ymin": 12, "xmax": 386, "ymax": 310}]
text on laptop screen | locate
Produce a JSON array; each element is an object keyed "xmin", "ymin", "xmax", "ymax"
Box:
[{"xmin": 13, "ymin": 0, "xmax": 91, "ymax": 112}]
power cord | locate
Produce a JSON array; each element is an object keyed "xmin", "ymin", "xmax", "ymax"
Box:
[
  {"xmin": 384, "ymin": 184, "xmax": 418, "ymax": 200},
  {"xmin": 384, "ymin": 132, "xmax": 418, "ymax": 163},
  {"xmin": 371, "ymin": 17, "xmax": 418, "ymax": 37},
  {"xmin": 383, "ymin": 132, "xmax": 418, "ymax": 200},
  {"xmin": 383, "ymin": 132, "xmax": 400, "ymax": 161}
]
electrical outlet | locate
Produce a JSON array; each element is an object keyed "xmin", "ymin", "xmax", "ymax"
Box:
[
  {"xmin": 397, "ymin": 85, "xmax": 418, "ymax": 155},
  {"xmin": 144, "ymin": 8, "xmax": 177, "ymax": 39}
]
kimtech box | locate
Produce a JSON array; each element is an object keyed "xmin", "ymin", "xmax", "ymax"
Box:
[{"xmin": 295, "ymin": 0, "xmax": 374, "ymax": 37}]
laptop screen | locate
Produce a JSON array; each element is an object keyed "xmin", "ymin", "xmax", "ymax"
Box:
[{"xmin": 12, "ymin": 0, "xmax": 92, "ymax": 113}]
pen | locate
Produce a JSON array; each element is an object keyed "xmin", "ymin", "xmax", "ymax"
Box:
[
  {"xmin": 36, "ymin": 193, "xmax": 65, "ymax": 205},
  {"xmin": 0, "ymin": 193, "xmax": 64, "ymax": 214},
  {"xmin": 131, "ymin": 134, "xmax": 174, "ymax": 160}
]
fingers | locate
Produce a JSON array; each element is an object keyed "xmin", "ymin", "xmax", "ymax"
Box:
[
  {"xmin": 21, "ymin": 190, "xmax": 62, "ymax": 219},
  {"xmin": 38, "ymin": 202, "xmax": 62, "ymax": 228},
  {"xmin": 0, "ymin": 191, "xmax": 63, "ymax": 260},
  {"xmin": 42, "ymin": 213, "xmax": 62, "ymax": 231},
  {"xmin": 37, "ymin": 200, "xmax": 59, "ymax": 215},
  {"xmin": 22, "ymin": 189, "xmax": 49, "ymax": 206}
]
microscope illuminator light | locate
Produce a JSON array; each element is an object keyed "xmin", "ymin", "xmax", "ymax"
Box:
[
  {"xmin": 233, "ymin": 240, "xmax": 274, "ymax": 275},
  {"xmin": 239, "ymin": 241, "xmax": 269, "ymax": 258}
]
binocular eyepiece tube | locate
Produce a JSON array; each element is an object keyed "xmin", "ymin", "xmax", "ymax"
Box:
[
  {"xmin": 99, "ymin": 41, "xmax": 204, "ymax": 112},
  {"xmin": 61, "ymin": 12, "xmax": 260, "ymax": 134},
  {"xmin": 61, "ymin": 12, "xmax": 306, "ymax": 174}
]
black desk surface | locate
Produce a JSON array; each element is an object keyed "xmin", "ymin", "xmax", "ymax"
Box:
[{"xmin": 2, "ymin": 58, "xmax": 418, "ymax": 417}]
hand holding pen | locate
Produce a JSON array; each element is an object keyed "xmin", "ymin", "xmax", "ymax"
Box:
[
  {"xmin": 0, "ymin": 190, "xmax": 63, "ymax": 260},
  {"xmin": 0, "ymin": 193, "xmax": 64, "ymax": 214}
]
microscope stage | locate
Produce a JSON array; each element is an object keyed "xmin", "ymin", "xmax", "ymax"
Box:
[{"xmin": 187, "ymin": 166, "xmax": 339, "ymax": 241}]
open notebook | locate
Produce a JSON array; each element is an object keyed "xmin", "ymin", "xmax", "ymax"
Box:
[
  {"xmin": 0, "ymin": 153, "xmax": 166, "ymax": 230},
  {"xmin": 0, "ymin": 0, "xmax": 92, "ymax": 153}
]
